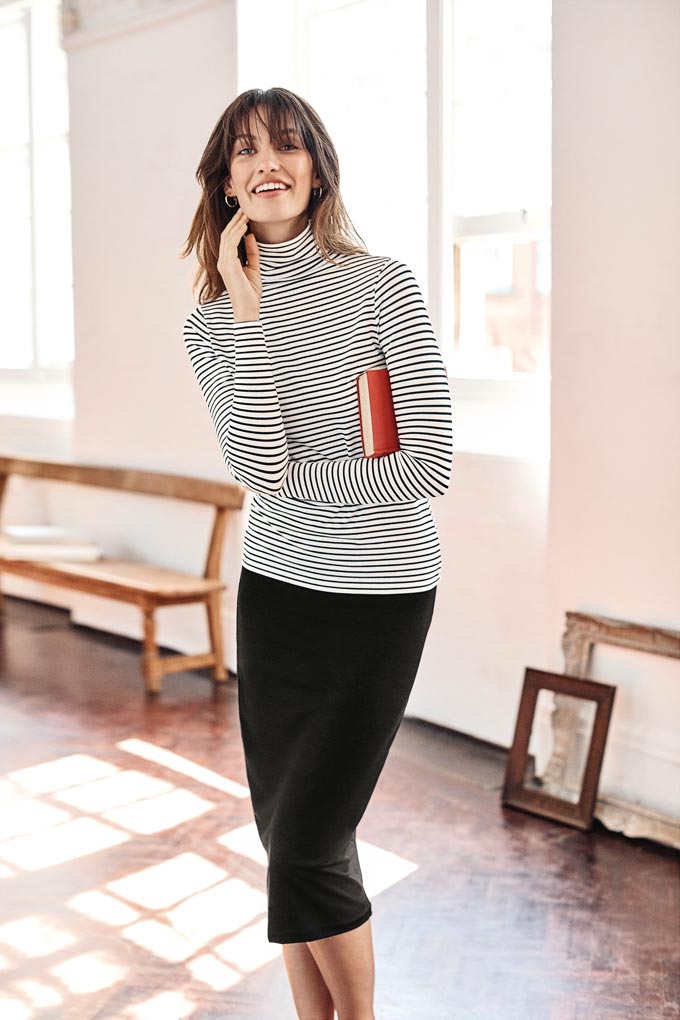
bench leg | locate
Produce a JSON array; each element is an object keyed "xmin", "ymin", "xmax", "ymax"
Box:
[
  {"xmin": 206, "ymin": 592, "xmax": 228, "ymax": 683},
  {"xmin": 141, "ymin": 607, "xmax": 163, "ymax": 694}
]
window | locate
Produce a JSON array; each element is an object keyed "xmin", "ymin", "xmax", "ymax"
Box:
[
  {"xmin": 238, "ymin": 0, "xmax": 429, "ymax": 292},
  {"xmin": 239, "ymin": 0, "xmax": 551, "ymax": 455},
  {"xmin": 0, "ymin": 0, "xmax": 73, "ymax": 384},
  {"xmin": 450, "ymin": 0, "xmax": 552, "ymax": 380}
]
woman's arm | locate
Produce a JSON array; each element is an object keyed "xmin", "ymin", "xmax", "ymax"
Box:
[
  {"xmin": 278, "ymin": 259, "xmax": 454, "ymax": 505},
  {"xmin": 183, "ymin": 306, "xmax": 289, "ymax": 493}
]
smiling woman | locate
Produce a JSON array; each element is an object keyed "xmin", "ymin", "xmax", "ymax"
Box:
[
  {"xmin": 180, "ymin": 88, "xmax": 368, "ymax": 301},
  {"xmin": 179, "ymin": 87, "xmax": 454, "ymax": 1020}
]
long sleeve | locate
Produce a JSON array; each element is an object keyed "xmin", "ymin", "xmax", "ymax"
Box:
[
  {"xmin": 278, "ymin": 259, "xmax": 454, "ymax": 505},
  {"xmin": 183, "ymin": 306, "xmax": 289, "ymax": 493}
]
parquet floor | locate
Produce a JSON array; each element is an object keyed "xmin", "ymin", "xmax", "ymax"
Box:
[{"xmin": 0, "ymin": 594, "xmax": 677, "ymax": 1020}]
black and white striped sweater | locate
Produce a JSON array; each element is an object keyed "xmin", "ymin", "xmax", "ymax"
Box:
[{"xmin": 183, "ymin": 219, "xmax": 453, "ymax": 593}]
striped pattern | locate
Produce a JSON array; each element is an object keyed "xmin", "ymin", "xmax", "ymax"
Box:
[{"xmin": 183, "ymin": 220, "xmax": 453, "ymax": 593}]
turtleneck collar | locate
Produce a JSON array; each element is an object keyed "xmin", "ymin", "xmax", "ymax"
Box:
[{"xmin": 254, "ymin": 219, "xmax": 327, "ymax": 281}]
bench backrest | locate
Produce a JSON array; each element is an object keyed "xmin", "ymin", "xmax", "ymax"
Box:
[
  {"xmin": 0, "ymin": 456, "xmax": 244, "ymax": 581},
  {"xmin": 0, "ymin": 457, "xmax": 243, "ymax": 509}
]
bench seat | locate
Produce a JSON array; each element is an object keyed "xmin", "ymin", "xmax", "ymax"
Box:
[{"xmin": 0, "ymin": 556, "xmax": 226, "ymax": 604}]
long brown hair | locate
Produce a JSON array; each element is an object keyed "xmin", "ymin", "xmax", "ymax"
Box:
[{"xmin": 179, "ymin": 88, "xmax": 369, "ymax": 304}]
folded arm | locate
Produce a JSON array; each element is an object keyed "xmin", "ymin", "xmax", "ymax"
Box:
[
  {"xmin": 278, "ymin": 259, "xmax": 454, "ymax": 505},
  {"xmin": 183, "ymin": 308, "xmax": 289, "ymax": 493}
]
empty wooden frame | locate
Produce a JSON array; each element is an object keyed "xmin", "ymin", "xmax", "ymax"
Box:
[{"xmin": 502, "ymin": 666, "xmax": 616, "ymax": 830}]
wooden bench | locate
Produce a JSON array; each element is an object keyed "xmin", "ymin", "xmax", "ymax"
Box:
[{"xmin": 0, "ymin": 457, "xmax": 244, "ymax": 694}]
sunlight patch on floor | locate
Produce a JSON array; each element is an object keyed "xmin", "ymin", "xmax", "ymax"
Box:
[
  {"xmin": 125, "ymin": 989, "xmax": 197, "ymax": 1019},
  {"xmin": 0, "ymin": 816, "xmax": 129, "ymax": 871},
  {"xmin": 357, "ymin": 839, "xmax": 419, "ymax": 897},
  {"xmin": 214, "ymin": 918, "xmax": 281, "ymax": 972},
  {"xmin": 0, "ymin": 914, "xmax": 77, "ymax": 958},
  {"xmin": 186, "ymin": 951, "xmax": 242, "ymax": 991},
  {"xmin": 66, "ymin": 889, "xmax": 141, "ymax": 927},
  {"xmin": 0, "ymin": 745, "xmax": 418, "ymax": 1014},
  {"xmin": 8, "ymin": 755, "xmax": 119, "ymax": 794},
  {"xmin": 217, "ymin": 821, "xmax": 267, "ymax": 865},
  {"xmin": 106, "ymin": 852, "xmax": 227, "ymax": 911},
  {"xmin": 53, "ymin": 769, "xmax": 173, "ymax": 812},
  {"xmin": 49, "ymin": 949, "xmax": 127, "ymax": 993},
  {"xmin": 117, "ymin": 738, "xmax": 250, "ymax": 797},
  {"xmin": 100, "ymin": 788, "xmax": 215, "ymax": 835}
]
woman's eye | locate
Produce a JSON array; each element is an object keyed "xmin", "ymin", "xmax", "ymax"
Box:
[{"xmin": 236, "ymin": 144, "xmax": 296, "ymax": 155}]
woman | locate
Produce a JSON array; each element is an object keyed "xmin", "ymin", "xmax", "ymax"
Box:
[{"xmin": 181, "ymin": 87, "xmax": 453, "ymax": 1020}]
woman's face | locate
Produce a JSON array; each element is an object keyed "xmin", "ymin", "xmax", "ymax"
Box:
[{"xmin": 224, "ymin": 110, "xmax": 321, "ymax": 234}]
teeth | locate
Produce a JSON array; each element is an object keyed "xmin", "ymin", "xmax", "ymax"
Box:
[{"xmin": 254, "ymin": 183, "xmax": 288, "ymax": 193}]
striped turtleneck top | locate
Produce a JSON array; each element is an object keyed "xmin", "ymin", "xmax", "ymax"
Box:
[{"xmin": 183, "ymin": 219, "xmax": 454, "ymax": 594}]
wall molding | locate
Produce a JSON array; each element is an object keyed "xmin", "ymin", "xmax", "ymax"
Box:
[
  {"xmin": 595, "ymin": 794, "xmax": 680, "ymax": 850},
  {"xmin": 60, "ymin": 0, "xmax": 223, "ymax": 50}
]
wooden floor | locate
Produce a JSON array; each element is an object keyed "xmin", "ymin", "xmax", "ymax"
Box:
[{"xmin": 0, "ymin": 594, "xmax": 677, "ymax": 1020}]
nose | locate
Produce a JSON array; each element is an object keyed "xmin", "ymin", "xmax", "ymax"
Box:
[{"xmin": 254, "ymin": 141, "xmax": 282, "ymax": 171}]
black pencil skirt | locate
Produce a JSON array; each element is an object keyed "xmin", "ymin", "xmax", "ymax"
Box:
[{"xmin": 235, "ymin": 565, "xmax": 437, "ymax": 944}]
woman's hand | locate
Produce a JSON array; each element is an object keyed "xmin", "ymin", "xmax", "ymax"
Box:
[{"xmin": 217, "ymin": 209, "xmax": 261, "ymax": 322}]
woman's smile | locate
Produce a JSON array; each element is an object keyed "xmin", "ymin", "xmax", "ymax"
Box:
[{"xmin": 253, "ymin": 186, "xmax": 291, "ymax": 198}]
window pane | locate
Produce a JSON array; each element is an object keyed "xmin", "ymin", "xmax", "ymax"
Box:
[
  {"xmin": 35, "ymin": 134, "xmax": 74, "ymax": 366},
  {"xmin": 454, "ymin": 237, "xmax": 550, "ymax": 376},
  {"xmin": 0, "ymin": 0, "xmax": 73, "ymax": 373},
  {"xmin": 0, "ymin": 148, "xmax": 32, "ymax": 368},
  {"xmin": 302, "ymin": 0, "xmax": 428, "ymax": 293},
  {"xmin": 451, "ymin": 0, "xmax": 551, "ymax": 378},
  {"xmin": 0, "ymin": 13, "xmax": 30, "ymax": 148},
  {"xmin": 239, "ymin": 0, "xmax": 428, "ymax": 292},
  {"xmin": 32, "ymin": 0, "xmax": 69, "ymax": 138},
  {"xmin": 452, "ymin": 0, "xmax": 551, "ymax": 215}
]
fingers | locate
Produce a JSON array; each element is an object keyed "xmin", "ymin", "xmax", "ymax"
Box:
[
  {"xmin": 220, "ymin": 209, "xmax": 249, "ymax": 263},
  {"xmin": 244, "ymin": 229, "xmax": 259, "ymax": 263},
  {"xmin": 222, "ymin": 209, "xmax": 247, "ymax": 236},
  {"xmin": 224, "ymin": 209, "xmax": 248, "ymax": 229},
  {"xmin": 226, "ymin": 210, "xmax": 259, "ymax": 265}
]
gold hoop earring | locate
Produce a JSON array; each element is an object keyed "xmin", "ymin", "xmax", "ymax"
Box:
[
  {"xmin": 312, "ymin": 186, "xmax": 323, "ymax": 199},
  {"xmin": 225, "ymin": 194, "xmax": 238, "ymax": 208}
]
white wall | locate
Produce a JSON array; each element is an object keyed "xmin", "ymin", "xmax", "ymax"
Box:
[
  {"xmin": 416, "ymin": 0, "xmax": 680, "ymax": 825},
  {"xmin": 1, "ymin": 0, "xmax": 677, "ymax": 828},
  {"xmin": 546, "ymin": 0, "xmax": 680, "ymax": 816},
  {"xmin": 546, "ymin": 0, "xmax": 680, "ymax": 818},
  {"xmin": 409, "ymin": 452, "xmax": 550, "ymax": 749}
]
